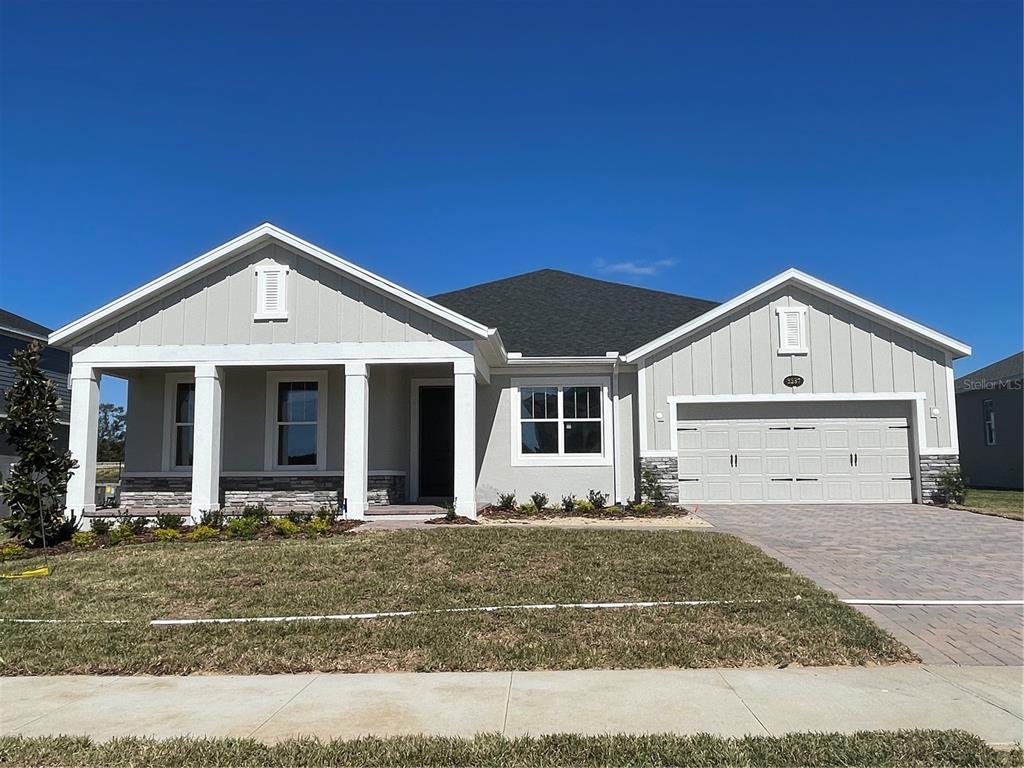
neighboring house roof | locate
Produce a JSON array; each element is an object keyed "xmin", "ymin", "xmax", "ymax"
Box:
[
  {"xmin": 0, "ymin": 309, "xmax": 50, "ymax": 341},
  {"xmin": 955, "ymin": 351, "xmax": 1024, "ymax": 393},
  {"xmin": 49, "ymin": 223, "xmax": 498, "ymax": 348},
  {"xmin": 624, "ymin": 268, "xmax": 972, "ymax": 362},
  {"xmin": 431, "ymin": 269, "xmax": 720, "ymax": 357}
]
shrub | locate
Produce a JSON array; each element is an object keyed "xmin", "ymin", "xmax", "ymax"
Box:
[
  {"xmin": 226, "ymin": 516, "xmax": 259, "ymax": 539},
  {"xmin": 442, "ymin": 499, "xmax": 456, "ymax": 521},
  {"xmin": 587, "ymin": 489, "xmax": 609, "ymax": 509},
  {"xmin": 574, "ymin": 498, "xmax": 594, "ymax": 513},
  {"xmin": 154, "ymin": 513, "xmax": 184, "ymax": 531},
  {"xmin": 0, "ymin": 541, "xmax": 27, "ymax": 560},
  {"xmin": 640, "ymin": 465, "xmax": 668, "ymax": 507},
  {"xmin": 155, "ymin": 528, "xmax": 181, "ymax": 542},
  {"xmin": 305, "ymin": 517, "xmax": 331, "ymax": 537},
  {"xmin": 71, "ymin": 531, "xmax": 96, "ymax": 548},
  {"xmin": 270, "ymin": 517, "xmax": 300, "ymax": 537},
  {"xmin": 188, "ymin": 525, "xmax": 219, "ymax": 542},
  {"xmin": 561, "ymin": 494, "xmax": 576, "ymax": 514},
  {"xmin": 530, "ymin": 492, "xmax": 549, "ymax": 511},
  {"xmin": 518, "ymin": 501, "xmax": 537, "ymax": 514},
  {"xmin": 199, "ymin": 509, "xmax": 225, "ymax": 530},
  {"xmin": 90, "ymin": 518, "xmax": 112, "ymax": 536},
  {"xmin": 286, "ymin": 510, "xmax": 312, "ymax": 525},
  {"xmin": 315, "ymin": 505, "xmax": 339, "ymax": 525},
  {"xmin": 496, "ymin": 492, "xmax": 517, "ymax": 511},
  {"xmin": 629, "ymin": 500, "xmax": 654, "ymax": 515},
  {"xmin": 110, "ymin": 524, "xmax": 136, "ymax": 544},
  {"xmin": 602, "ymin": 504, "xmax": 621, "ymax": 515},
  {"xmin": 117, "ymin": 514, "xmax": 149, "ymax": 535},
  {"xmin": 242, "ymin": 504, "xmax": 271, "ymax": 524},
  {"xmin": 934, "ymin": 467, "xmax": 967, "ymax": 505}
]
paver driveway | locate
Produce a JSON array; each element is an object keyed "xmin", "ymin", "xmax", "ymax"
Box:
[{"xmin": 698, "ymin": 504, "xmax": 1024, "ymax": 666}]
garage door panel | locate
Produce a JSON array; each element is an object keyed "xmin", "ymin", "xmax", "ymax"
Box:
[
  {"xmin": 886, "ymin": 454, "xmax": 911, "ymax": 474},
  {"xmin": 858, "ymin": 479, "xmax": 887, "ymax": 501},
  {"xmin": 706, "ymin": 455, "xmax": 732, "ymax": 474},
  {"xmin": 823, "ymin": 429, "xmax": 851, "ymax": 449},
  {"xmin": 706, "ymin": 481, "xmax": 733, "ymax": 502},
  {"xmin": 678, "ymin": 456, "xmax": 704, "ymax": 475},
  {"xmin": 857, "ymin": 454, "xmax": 884, "ymax": 474},
  {"xmin": 856, "ymin": 428, "xmax": 883, "ymax": 449},
  {"xmin": 886, "ymin": 426, "xmax": 910, "ymax": 448},
  {"xmin": 765, "ymin": 455, "xmax": 792, "ymax": 474},
  {"xmin": 825, "ymin": 480, "xmax": 855, "ymax": 501},
  {"xmin": 765, "ymin": 428, "xmax": 791, "ymax": 449},
  {"xmin": 888, "ymin": 479, "xmax": 912, "ymax": 501},
  {"xmin": 796, "ymin": 455, "xmax": 822, "ymax": 474},
  {"xmin": 736, "ymin": 429, "xmax": 762, "ymax": 450},
  {"xmin": 793, "ymin": 427, "xmax": 821, "ymax": 449},
  {"xmin": 678, "ymin": 479, "xmax": 703, "ymax": 503},
  {"xmin": 704, "ymin": 429, "xmax": 730, "ymax": 450},
  {"xmin": 736, "ymin": 455, "xmax": 763, "ymax": 473},
  {"xmin": 824, "ymin": 454, "xmax": 853, "ymax": 474},
  {"xmin": 767, "ymin": 480, "xmax": 794, "ymax": 501},
  {"xmin": 796, "ymin": 479, "xmax": 824, "ymax": 501},
  {"xmin": 677, "ymin": 428, "xmax": 701, "ymax": 450},
  {"xmin": 738, "ymin": 481, "xmax": 765, "ymax": 501}
]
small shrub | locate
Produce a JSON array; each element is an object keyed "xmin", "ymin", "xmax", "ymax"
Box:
[
  {"xmin": 286, "ymin": 510, "xmax": 312, "ymax": 525},
  {"xmin": 226, "ymin": 516, "xmax": 259, "ymax": 539},
  {"xmin": 602, "ymin": 504, "xmax": 621, "ymax": 515},
  {"xmin": 0, "ymin": 541, "xmax": 27, "ymax": 559},
  {"xmin": 587, "ymin": 489, "xmax": 609, "ymax": 509},
  {"xmin": 442, "ymin": 499, "xmax": 456, "ymax": 521},
  {"xmin": 188, "ymin": 524, "xmax": 219, "ymax": 541},
  {"xmin": 270, "ymin": 517, "xmax": 300, "ymax": 537},
  {"xmin": 199, "ymin": 509, "xmax": 225, "ymax": 529},
  {"xmin": 496, "ymin": 492, "xmax": 517, "ymax": 511},
  {"xmin": 242, "ymin": 504, "xmax": 271, "ymax": 524},
  {"xmin": 315, "ymin": 505, "xmax": 339, "ymax": 525},
  {"xmin": 934, "ymin": 467, "xmax": 967, "ymax": 505},
  {"xmin": 71, "ymin": 531, "xmax": 96, "ymax": 548},
  {"xmin": 530, "ymin": 492, "xmax": 549, "ymax": 511},
  {"xmin": 518, "ymin": 501, "xmax": 537, "ymax": 514},
  {"xmin": 561, "ymin": 494, "xmax": 576, "ymax": 514},
  {"xmin": 117, "ymin": 515, "xmax": 149, "ymax": 534},
  {"xmin": 574, "ymin": 498, "xmax": 594, "ymax": 513},
  {"xmin": 110, "ymin": 523, "xmax": 135, "ymax": 544},
  {"xmin": 629, "ymin": 500, "xmax": 654, "ymax": 515},
  {"xmin": 155, "ymin": 528, "xmax": 181, "ymax": 542},
  {"xmin": 640, "ymin": 465, "xmax": 668, "ymax": 507},
  {"xmin": 90, "ymin": 518, "xmax": 112, "ymax": 536},
  {"xmin": 154, "ymin": 513, "xmax": 184, "ymax": 530},
  {"xmin": 305, "ymin": 517, "xmax": 331, "ymax": 537}
]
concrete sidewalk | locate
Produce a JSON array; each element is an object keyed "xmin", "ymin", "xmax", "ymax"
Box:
[{"xmin": 2, "ymin": 666, "xmax": 1022, "ymax": 744}]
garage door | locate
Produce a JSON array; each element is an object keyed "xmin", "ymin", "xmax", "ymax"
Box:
[{"xmin": 676, "ymin": 402, "xmax": 913, "ymax": 503}]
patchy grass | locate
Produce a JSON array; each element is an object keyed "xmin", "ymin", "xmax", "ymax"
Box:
[
  {"xmin": 959, "ymin": 489, "xmax": 1024, "ymax": 521},
  {"xmin": 1, "ymin": 731, "xmax": 1019, "ymax": 767},
  {"xmin": 0, "ymin": 528, "xmax": 916, "ymax": 674}
]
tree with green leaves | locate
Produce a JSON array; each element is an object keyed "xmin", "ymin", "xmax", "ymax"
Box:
[
  {"xmin": 97, "ymin": 402, "xmax": 126, "ymax": 462},
  {"xmin": 0, "ymin": 340, "xmax": 79, "ymax": 546}
]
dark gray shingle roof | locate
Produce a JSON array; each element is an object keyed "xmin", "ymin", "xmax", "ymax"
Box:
[
  {"xmin": 955, "ymin": 351, "xmax": 1024, "ymax": 393},
  {"xmin": 431, "ymin": 269, "xmax": 719, "ymax": 357},
  {"xmin": 0, "ymin": 309, "xmax": 50, "ymax": 339}
]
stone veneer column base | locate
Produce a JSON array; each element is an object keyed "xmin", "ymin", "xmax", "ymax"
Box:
[
  {"xmin": 119, "ymin": 476, "xmax": 192, "ymax": 508},
  {"xmin": 639, "ymin": 455, "xmax": 679, "ymax": 504},
  {"xmin": 919, "ymin": 454, "xmax": 960, "ymax": 503}
]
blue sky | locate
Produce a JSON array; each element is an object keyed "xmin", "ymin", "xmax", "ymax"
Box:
[{"xmin": 1, "ymin": 0, "xmax": 1020, "ymax": 408}]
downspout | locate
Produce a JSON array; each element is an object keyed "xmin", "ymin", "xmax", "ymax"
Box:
[{"xmin": 610, "ymin": 353, "xmax": 622, "ymax": 506}]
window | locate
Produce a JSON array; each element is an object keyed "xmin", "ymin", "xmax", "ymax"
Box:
[
  {"xmin": 983, "ymin": 399, "xmax": 996, "ymax": 446},
  {"xmin": 777, "ymin": 306, "xmax": 808, "ymax": 355},
  {"xmin": 254, "ymin": 262, "xmax": 289, "ymax": 320},
  {"xmin": 265, "ymin": 372, "xmax": 328, "ymax": 470},
  {"xmin": 172, "ymin": 382, "xmax": 195, "ymax": 468},
  {"xmin": 513, "ymin": 378, "xmax": 611, "ymax": 465}
]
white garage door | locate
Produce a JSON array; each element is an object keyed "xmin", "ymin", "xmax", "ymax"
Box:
[{"xmin": 676, "ymin": 402, "xmax": 914, "ymax": 503}]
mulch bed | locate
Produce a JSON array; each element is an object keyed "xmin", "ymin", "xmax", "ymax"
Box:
[
  {"xmin": 424, "ymin": 515, "xmax": 479, "ymax": 525},
  {"xmin": 479, "ymin": 505, "xmax": 690, "ymax": 520}
]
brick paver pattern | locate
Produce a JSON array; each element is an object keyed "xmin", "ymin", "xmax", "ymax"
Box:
[{"xmin": 697, "ymin": 504, "xmax": 1024, "ymax": 665}]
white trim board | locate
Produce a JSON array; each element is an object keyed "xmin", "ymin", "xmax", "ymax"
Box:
[
  {"xmin": 624, "ymin": 268, "xmax": 971, "ymax": 363},
  {"xmin": 49, "ymin": 223, "xmax": 496, "ymax": 347}
]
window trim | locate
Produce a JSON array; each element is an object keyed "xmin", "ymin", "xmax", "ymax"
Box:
[
  {"xmin": 162, "ymin": 372, "xmax": 196, "ymax": 472},
  {"xmin": 264, "ymin": 370, "xmax": 328, "ymax": 471},
  {"xmin": 254, "ymin": 262, "xmax": 290, "ymax": 321},
  {"xmin": 982, "ymin": 398, "xmax": 996, "ymax": 446},
  {"xmin": 510, "ymin": 376, "xmax": 613, "ymax": 467},
  {"xmin": 776, "ymin": 306, "xmax": 809, "ymax": 355}
]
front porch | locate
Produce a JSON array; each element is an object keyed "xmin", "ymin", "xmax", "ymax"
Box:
[{"xmin": 66, "ymin": 357, "xmax": 480, "ymax": 521}]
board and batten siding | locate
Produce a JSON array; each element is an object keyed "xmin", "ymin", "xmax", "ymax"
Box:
[
  {"xmin": 641, "ymin": 286, "xmax": 954, "ymax": 452},
  {"xmin": 74, "ymin": 243, "xmax": 471, "ymax": 350}
]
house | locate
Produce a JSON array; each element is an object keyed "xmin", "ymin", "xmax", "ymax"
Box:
[
  {"xmin": 48, "ymin": 224, "xmax": 970, "ymax": 521},
  {"xmin": 955, "ymin": 352, "xmax": 1023, "ymax": 490},
  {"xmin": 1, "ymin": 309, "xmax": 71, "ymax": 516}
]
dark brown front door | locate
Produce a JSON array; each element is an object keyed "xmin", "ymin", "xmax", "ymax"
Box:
[{"xmin": 419, "ymin": 386, "xmax": 454, "ymax": 498}]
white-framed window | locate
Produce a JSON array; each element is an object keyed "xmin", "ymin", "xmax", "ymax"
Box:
[
  {"xmin": 777, "ymin": 306, "xmax": 808, "ymax": 355},
  {"xmin": 162, "ymin": 372, "xmax": 196, "ymax": 471},
  {"xmin": 511, "ymin": 377, "xmax": 612, "ymax": 466},
  {"xmin": 254, "ymin": 262, "xmax": 289, "ymax": 320},
  {"xmin": 983, "ymin": 398, "xmax": 996, "ymax": 446},
  {"xmin": 265, "ymin": 371, "xmax": 328, "ymax": 470}
]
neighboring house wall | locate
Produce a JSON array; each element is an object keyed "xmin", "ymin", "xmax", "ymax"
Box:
[
  {"xmin": 641, "ymin": 286, "xmax": 955, "ymax": 452},
  {"xmin": 956, "ymin": 386, "xmax": 1023, "ymax": 490},
  {"xmin": 75, "ymin": 242, "xmax": 472, "ymax": 350}
]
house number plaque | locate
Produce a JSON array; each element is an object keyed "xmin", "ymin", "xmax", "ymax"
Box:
[{"xmin": 783, "ymin": 375, "xmax": 805, "ymax": 388}]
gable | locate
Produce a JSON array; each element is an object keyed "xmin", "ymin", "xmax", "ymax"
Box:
[{"xmin": 72, "ymin": 242, "xmax": 474, "ymax": 350}]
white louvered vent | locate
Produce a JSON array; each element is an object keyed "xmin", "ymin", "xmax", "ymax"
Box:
[
  {"xmin": 255, "ymin": 263, "xmax": 289, "ymax": 320},
  {"xmin": 776, "ymin": 306, "xmax": 808, "ymax": 354}
]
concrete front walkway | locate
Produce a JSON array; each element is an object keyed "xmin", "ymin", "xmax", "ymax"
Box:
[{"xmin": 2, "ymin": 666, "xmax": 1021, "ymax": 744}]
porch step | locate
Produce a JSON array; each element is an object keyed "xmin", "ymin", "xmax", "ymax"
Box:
[{"xmin": 365, "ymin": 505, "xmax": 444, "ymax": 518}]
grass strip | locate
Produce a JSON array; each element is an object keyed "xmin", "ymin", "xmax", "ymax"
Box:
[{"xmin": 0, "ymin": 731, "xmax": 1020, "ymax": 767}]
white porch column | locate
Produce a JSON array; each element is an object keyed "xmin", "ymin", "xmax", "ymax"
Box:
[
  {"xmin": 190, "ymin": 364, "xmax": 224, "ymax": 521},
  {"xmin": 66, "ymin": 364, "xmax": 100, "ymax": 525},
  {"xmin": 453, "ymin": 358, "xmax": 477, "ymax": 519},
  {"xmin": 344, "ymin": 362, "xmax": 369, "ymax": 519}
]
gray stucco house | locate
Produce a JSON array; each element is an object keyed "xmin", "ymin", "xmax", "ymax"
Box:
[
  {"xmin": 50, "ymin": 224, "xmax": 970, "ymax": 521},
  {"xmin": 955, "ymin": 352, "xmax": 1023, "ymax": 490},
  {"xmin": 1, "ymin": 309, "xmax": 71, "ymax": 516}
]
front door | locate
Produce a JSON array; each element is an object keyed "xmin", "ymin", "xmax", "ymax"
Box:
[{"xmin": 418, "ymin": 386, "xmax": 454, "ymax": 498}]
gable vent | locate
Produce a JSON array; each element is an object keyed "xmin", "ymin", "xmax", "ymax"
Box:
[
  {"xmin": 776, "ymin": 306, "xmax": 808, "ymax": 355},
  {"xmin": 255, "ymin": 263, "xmax": 289, "ymax": 320}
]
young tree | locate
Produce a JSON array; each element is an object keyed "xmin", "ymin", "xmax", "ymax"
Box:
[
  {"xmin": 0, "ymin": 341, "xmax": 78, "ymax": 546},
  {"xmin": 97, "ymin": 403, "xmax": 126, "ymax": 462}
]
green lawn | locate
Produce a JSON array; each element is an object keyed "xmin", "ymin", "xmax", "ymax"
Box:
[
  {"xmin": 1, "ymin": 732, "xmax": 1019, "ymax": 768},
  {"xmin": 0, "ymin": 528, "xmax": 915, "ymax": 674},
  {"xmin": 962, "ymin": 489, "xmax": 1024, "ymax": 521}
]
